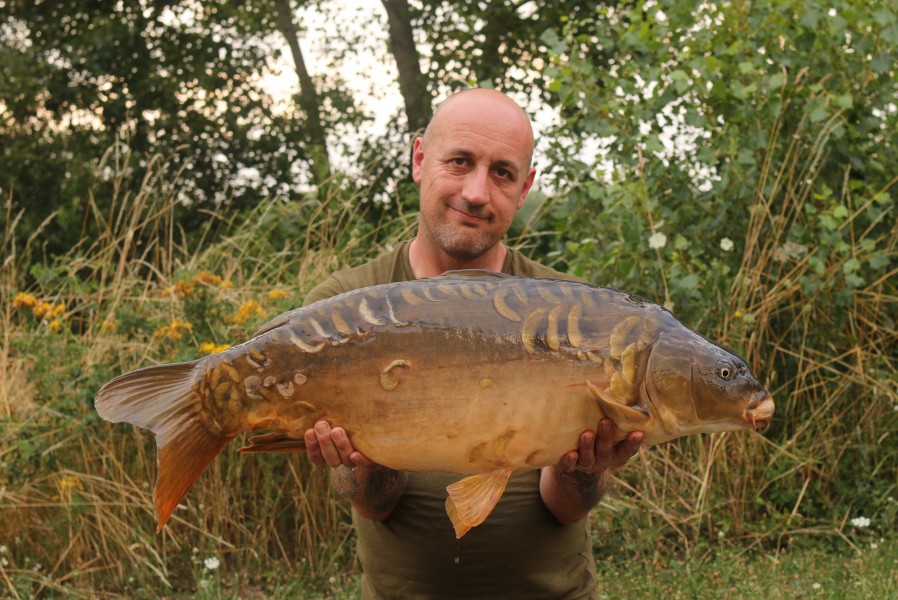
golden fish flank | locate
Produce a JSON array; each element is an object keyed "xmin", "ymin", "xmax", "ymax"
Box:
[{"xmin": 94, "ymin": 270, "xmax": 775, "ymax": 539}]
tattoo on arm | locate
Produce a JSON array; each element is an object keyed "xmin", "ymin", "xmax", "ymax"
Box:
[{"xmin": 560, "ymin": 470, "xmax": 608, "ymax": 510}]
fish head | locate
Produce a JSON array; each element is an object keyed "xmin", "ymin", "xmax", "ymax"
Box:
[{"xmin": 644, "ymin": 331, "xmax": 775, "ymax": 439}]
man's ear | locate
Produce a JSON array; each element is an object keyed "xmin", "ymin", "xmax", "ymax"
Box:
[
  {"xmin": 518, "ymin": 167, "xmax": 536, "ymax": 209},
  {"xmin": 412, "ymin": 137, "xmax": 425, "ymax": 184}
]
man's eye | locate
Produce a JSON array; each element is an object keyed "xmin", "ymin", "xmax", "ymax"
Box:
[
  {"xmin": 450, "ymin": 158, "xmax": 467, "ymax": 167},
  {"xmin": 494, "ymin": 168, "xmax": 511, "ymax": 179}
]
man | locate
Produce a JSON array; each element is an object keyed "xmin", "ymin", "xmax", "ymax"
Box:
[{"xmin": 302, "ymin": 88, "xmax": 644, "ymax": 599}]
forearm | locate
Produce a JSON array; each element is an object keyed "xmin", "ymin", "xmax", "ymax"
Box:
[
  {"xmin": 539, "ymin": 465, "xmax": 610, "ymax": 526},
  {"xmin": 332, "ymin": 464, "xmax": 408, "ymax": 521}
]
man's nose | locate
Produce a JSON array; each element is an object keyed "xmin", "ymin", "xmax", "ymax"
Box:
[{"xmin": 460, "ymin": 167, "xmax": 490, "ymax": 205}]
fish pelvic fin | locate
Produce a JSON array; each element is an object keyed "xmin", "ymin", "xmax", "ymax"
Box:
[
  {"xmin": 444, "ymin": 467, "xmax": 513, "ymax": 539},
  {"xmin": 587, "ymin": 380, "xmax": 652, "ymax": 433},
  {"xmin": 240, "ymin": 432, "xmax": 307, "ymax": 453},
  {"xmin": 94, "ymin": 361, "xmax": 231, "ymax": 531}
]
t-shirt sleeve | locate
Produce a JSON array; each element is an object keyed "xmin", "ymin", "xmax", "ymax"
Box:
[{"xmin": 302, "ymin": 275, "xmax": 348, "ymax": 306}]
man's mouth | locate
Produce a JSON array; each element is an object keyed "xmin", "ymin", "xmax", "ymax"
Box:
[{"xmin": 449, "ymin": 204, "xmax": 489, "ymax": 223}]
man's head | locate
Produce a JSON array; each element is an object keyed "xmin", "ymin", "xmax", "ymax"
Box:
[{"xmin": 411, "ymin": 88, "xmax": 536, "ymax": 266}]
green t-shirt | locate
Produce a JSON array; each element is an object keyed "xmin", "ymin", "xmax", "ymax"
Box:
[{"xmin": 304, "ymin": 241, "xmax": 598, "ymax": 600}]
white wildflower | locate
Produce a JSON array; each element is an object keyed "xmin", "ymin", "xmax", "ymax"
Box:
[
  {"xmin": 720, "ymin": 238, "xmax": 734, "ymax": 252},
  {"xmin": 204, "ymin": 556, "xmax": 220, "ymax": 571},
  {"xmin": 0, "ymin": 546, "xmax": 7, "ymax": 554},
  {"xmin": 648, "ymin": 232, "xmax": 667, "ymax": 249},
  {"xmin": 828, "ymin": 8, "xmax": 837, "ymax": 17},
  {"xmin": 1, "ymin": 557, "xmax": 7, "ymax": 567},
  {"xmin": 812, "ymin": 582, "xmax": 821, "ymax": 590},
  {"xmin": 850, "ymin": 516, "xmax": 871, "ymax": 528}
]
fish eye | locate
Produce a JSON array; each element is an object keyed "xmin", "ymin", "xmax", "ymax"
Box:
[{"xmin": 716, "ymin": 361, "xmax": 735, "ymax": 381}]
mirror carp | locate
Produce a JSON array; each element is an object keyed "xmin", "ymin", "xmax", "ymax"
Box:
[{"xmin": 95, "ymin": 270, "xmax": 775, "ymax": 538}]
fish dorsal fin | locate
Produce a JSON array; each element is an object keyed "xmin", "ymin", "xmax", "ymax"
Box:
[
  {"xmin": 587, "ymin": 380, "xmax": 652, "ymax": 431},
  {"xmin": 436, "ymin": 269, "xmax": 512, "ymax": 280},
  {"xmin": 444, "ymin": 467, "xmax": 513, "ymax": 538},
  {"xmin": 253, "ymin": 307, "xmax": 305, "ymax": 337}
]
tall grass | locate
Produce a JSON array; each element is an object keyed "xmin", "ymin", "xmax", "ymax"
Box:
[
  {"xmin": 0, "ymin": 142, "xmax": 414, "ymax": 597},
  {"xmin": 1, "ymin": 125, "xmax": 895, "ymax": 596}
]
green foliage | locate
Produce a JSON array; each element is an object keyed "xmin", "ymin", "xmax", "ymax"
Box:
[
  {"xmin": 539, "ymin": 0, "xmax": 896, "ymax": 314},
  {"xmin": 536, "ymin": 0, "xmax": 898, "ymax": 551},
  {"xmin": 0, "ymin": 0, "xmax": 331, "ymax": 258}
]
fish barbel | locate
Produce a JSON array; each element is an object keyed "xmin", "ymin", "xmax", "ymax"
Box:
[{"xmin": 95, "ymin": 270, "xmax": 774, "ymax": 538}]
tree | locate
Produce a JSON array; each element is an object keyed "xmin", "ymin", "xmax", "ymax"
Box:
[{"xmin": 0, "ymin": 0, "xmax": 328, "ymax": 257}]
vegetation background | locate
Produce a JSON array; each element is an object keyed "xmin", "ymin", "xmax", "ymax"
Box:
[{"xmin": 1, "ymin": 0, "xmax": 895, "ymax": 597}]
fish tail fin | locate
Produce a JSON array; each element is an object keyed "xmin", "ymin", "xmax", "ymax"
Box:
[{"xmin": 95, "ymin": 361, "xmax": 231, "ymax": 531}]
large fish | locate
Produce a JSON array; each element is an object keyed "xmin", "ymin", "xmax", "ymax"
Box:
[{"xmin": 95, "ymin": 271, "xmax": 774, "ymax": 538}]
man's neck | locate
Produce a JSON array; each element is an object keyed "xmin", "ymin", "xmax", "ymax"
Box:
[{"xmin": 408, "ymin": 238, "xmax": 508, "ymax": 279}]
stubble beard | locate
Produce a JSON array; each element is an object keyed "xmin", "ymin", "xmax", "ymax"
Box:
[{"xmin": 422, "ymin": 213, "xmax": 497, "ymax": 262}]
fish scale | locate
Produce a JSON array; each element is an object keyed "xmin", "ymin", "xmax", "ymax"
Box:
[{"xmin": 95, "ymin": 270, "xmax": 774, "ymax": 538}]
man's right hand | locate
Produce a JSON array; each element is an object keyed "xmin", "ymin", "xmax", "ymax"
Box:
[
  {"xmin": 304, "ymin": 420, "xmax": 377, "ymax": 469},
  {"xmin": 304, "ymin": 420, "xmax": 407, "ymax": 520}
]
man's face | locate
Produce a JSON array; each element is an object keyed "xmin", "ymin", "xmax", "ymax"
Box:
[{"xmin": 412, "ymin": 92, "xmax": 536, "ymax": 262}]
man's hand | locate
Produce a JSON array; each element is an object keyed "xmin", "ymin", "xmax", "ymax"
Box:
[
  {"xmin": 558, "ymin": 418, "xmax": 644, "ymax": 475},
  {"xmin": 304, "ymin": 420, "xmax": 376, "ymax": 469},
  {"xmin": 540, "ymin": 418, "xmax": 643, "ymax": 525},
  {"xmin": 303, "ymin": 420, "xmax": 407, "ymax": 521}
]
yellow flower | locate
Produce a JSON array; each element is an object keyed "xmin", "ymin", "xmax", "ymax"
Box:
[
  {"xmin": 193, "ymin": 271, "xmax": 225, "ymax": 287},
  {"xmin": 48, "ymin": 303, "xmax": 66, "ymax": 318},
  {"xmin": 33, "ymin": 301, "xmax": 54, "ymax": 318},
  {"xmin": 100, "ymin": 320, "xmax": 118, "ymax": 332},
  {"xmin": 199, "ymin": 342, "xmax": 230, "ymax": 355},
  {"xmin": 12, "ymin": 292, "xmax": 38, "ymax": 308},
  {"xmin": 268, "ymin": 289, "xmax": 288, "ymax": 301},
  {"xmin": 171, "ymin": 281, "xmax": 196, "ymax": 298},
  {"xmin": 59, "ymin": 475, "xmax": 82, "ymax": 492},
  {"xmin": 229, "ymin": 300, "xmax": 265, "ymax": 324},
  {"xmin": 48, "ymin": 319, "xmax": 63, "ymax": 332},
  {"xmin": 735, "ymin": 310, "xmax": 743, "ymax": 318},
  {"xmin": 154, "ymin": 319, "xmax": 193, "ymax": 341}
]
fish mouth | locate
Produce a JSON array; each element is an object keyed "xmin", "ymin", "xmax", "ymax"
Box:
[{"xmin": 742, "ymin": 391, "xmax": 775, "ymax": 430}]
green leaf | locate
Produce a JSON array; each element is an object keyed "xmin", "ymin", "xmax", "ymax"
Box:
[
  {"xmin": 843, "ymin": 257, "xmax": 861, "ymax": 274},
  {"xmin": 809, "ymin": 105, "xmax": 829, "ymax": 123},
  {"xmin": 833, "ymin": 94, "xmax": 853, "ymax": 109},
  {"xmin": 869, "ymin": 253, "xmax": 889, "ymax": 270},
  {"xmin": 767, "ymin": 72, "xmax": 785, "ymax": 89}
]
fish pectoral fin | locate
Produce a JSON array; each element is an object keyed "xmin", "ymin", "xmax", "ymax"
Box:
[
  {"xmin": 587, "ymin": 380, "xmax": 652, "ymax": 430},
  {"xmin": 444, "ymin": 467, "xmax": 513, "ymax": 539},
  {"xmin": 239, "ymin": 432, "xmax": 307, "ymax": 453}
]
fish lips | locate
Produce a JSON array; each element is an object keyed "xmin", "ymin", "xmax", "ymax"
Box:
[{"xmin": 742, "ymin": 390, "xmax": 775, "ymax": 430}]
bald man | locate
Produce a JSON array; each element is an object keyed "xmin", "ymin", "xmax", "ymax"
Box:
[{"xmin": 302, "ymin": 89, "xmax": 643, "ymax": 599}]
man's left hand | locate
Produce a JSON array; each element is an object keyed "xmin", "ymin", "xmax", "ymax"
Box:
[{"xmin": 557, "ymin": 418, "xmax": 644, "ymax": 475}]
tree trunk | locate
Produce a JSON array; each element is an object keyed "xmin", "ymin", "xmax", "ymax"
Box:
[
  {"xmin": 273, "ymin": 0, "xmax": 331, "ymax": 185},
  {"xmin": 381, "ymin": 0, "xmax": 432, "ymax": 134}
]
